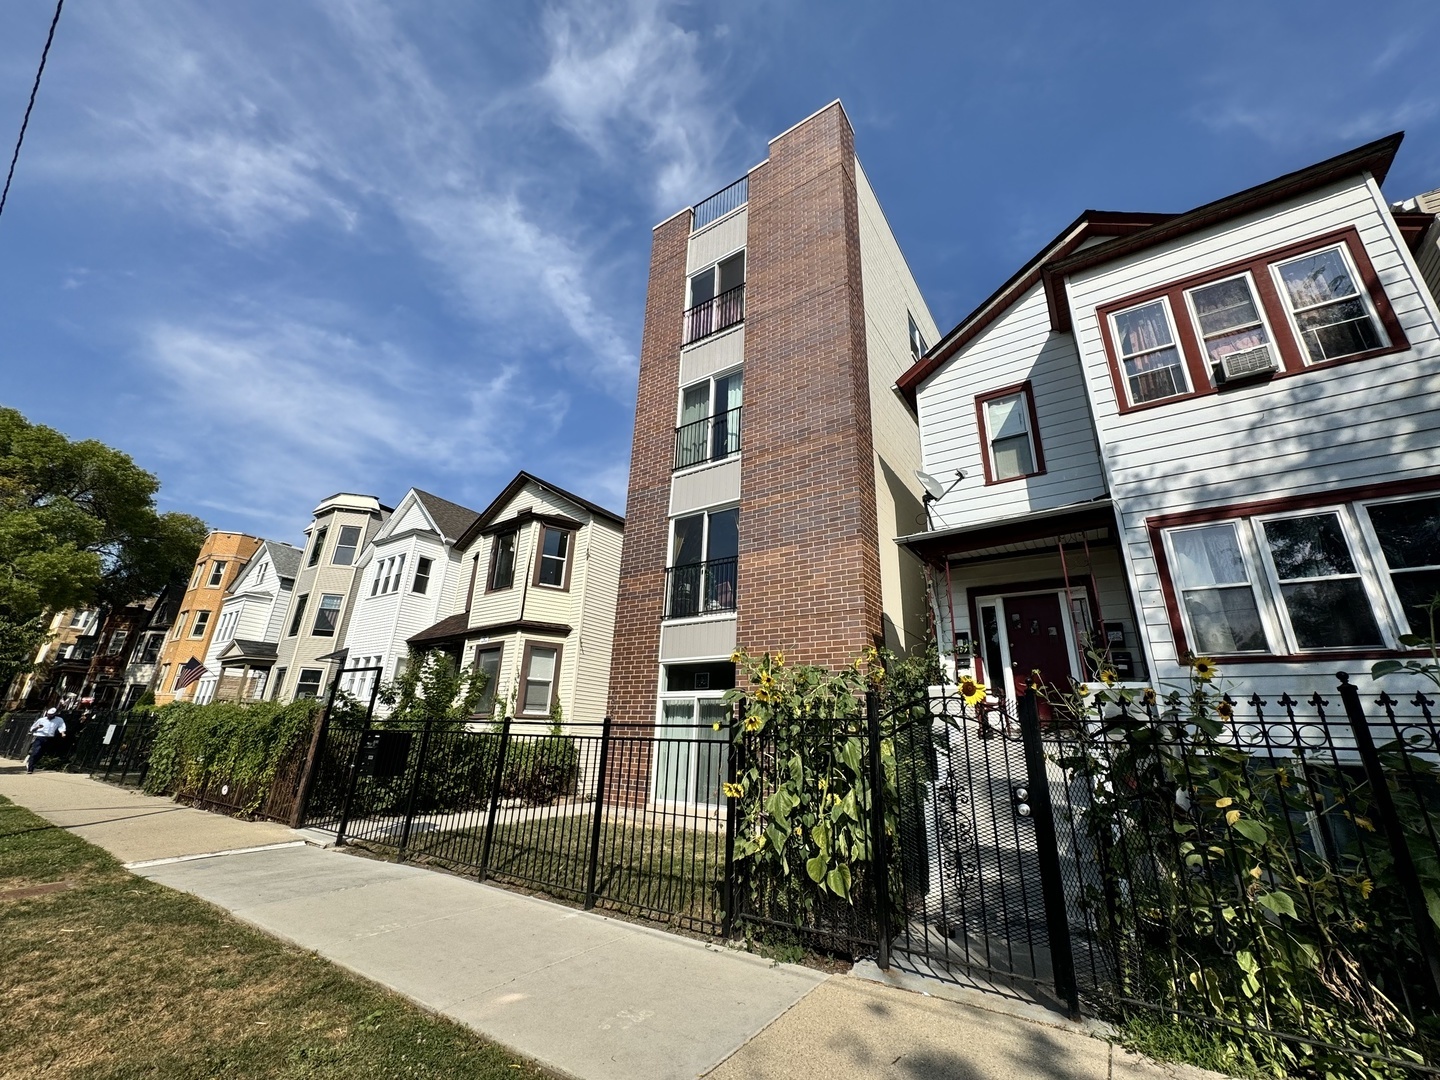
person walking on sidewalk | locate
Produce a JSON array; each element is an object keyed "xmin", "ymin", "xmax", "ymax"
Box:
[{"xmin": 26, "ymin": 708, "xmax": 66, "ymax": 773}]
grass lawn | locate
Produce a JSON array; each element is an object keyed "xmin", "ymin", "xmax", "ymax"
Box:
[{"xmin": 0, "ymin": 796, "xmax": 556, "ymax": 1080}]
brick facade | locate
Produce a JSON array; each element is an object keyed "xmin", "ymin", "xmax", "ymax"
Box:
[
  {"xmin": 736, "ymin": 105, "xmax": 882, "ymax": 669},
  {"xmin": 155, "ymin": 532, "xmax": 263, "ymax": 704},
  {"xmin": 605, "ymin": 209, "xmax": 692, "ymax": 798}
]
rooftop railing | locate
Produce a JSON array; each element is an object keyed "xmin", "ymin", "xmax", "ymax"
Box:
[{"xmin": 692, "ymin": 176, "xmax": 748, "ymax": 231}]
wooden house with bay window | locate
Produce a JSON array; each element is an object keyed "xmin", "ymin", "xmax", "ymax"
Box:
[
  {"xmin": 896, "ymin": 133, "xmax": 1440, "ymax": 704},
  {"xmin": 407, "ymin": 472, "xmax": 624, "ymax": 726}
]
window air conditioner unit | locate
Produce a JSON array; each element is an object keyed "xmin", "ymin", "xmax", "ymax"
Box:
[{"xmin": 1219, "ymin": 344, "xmax": 1277, "ymax": 382}]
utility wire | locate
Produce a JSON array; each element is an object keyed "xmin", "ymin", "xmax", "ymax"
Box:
[{"xmin": 0, "ymin": 0, "xmax": 65, "ymax": 227}]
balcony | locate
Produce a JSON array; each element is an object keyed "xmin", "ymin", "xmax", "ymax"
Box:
[
  {"xmin": 682, "ymin": 283, "xmax": 744, "ymax": 346},
  {"xmin": 692, "ymin": 176, "xmax": 748, "ymax": 231},
  {"xmin": 673, "ymin": 405, "xmax": 743, "ymax": 471},
  {"xmin": 665, "ymin": 557, "xmax": 738, "ymax": 620}
]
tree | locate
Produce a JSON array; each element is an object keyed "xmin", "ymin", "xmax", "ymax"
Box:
[{"xmin": 0, "ymin": 407, "xmax": 207, "ymax": 692}]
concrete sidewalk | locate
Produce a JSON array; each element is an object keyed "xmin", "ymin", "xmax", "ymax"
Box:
[{"xmin": 2, "ymin": 762, "xmax": 1222, "ymax": 1080}]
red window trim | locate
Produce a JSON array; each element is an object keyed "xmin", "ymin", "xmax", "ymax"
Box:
[
  {"xmin": 1147, "ymin": 474, "xmax": 1440, "ymax": 664},
  {"xmin": 1097, "ymin": 226, "xmax": 1410, "ymax": 415},
  {"xmin": 974, "ymin": 380, "xmax": 1047, "ymax": 486}
]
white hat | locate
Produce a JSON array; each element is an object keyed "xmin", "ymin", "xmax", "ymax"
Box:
[{"xmin": 45, "ymin": 707, "xmax": 57, "ymax": 715}]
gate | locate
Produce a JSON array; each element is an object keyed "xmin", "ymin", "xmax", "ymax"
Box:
[{"xmin": 296, "ymin": 663, "xmax": 385, "ymax": 830}]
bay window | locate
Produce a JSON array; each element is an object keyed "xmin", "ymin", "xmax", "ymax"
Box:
[
  {"xmin": 519, "ymin": 643, "xmax": 560, "ymax": 716},
  {"xmin": 332, "ymin": 525, "xmax": 362, "ymax": 566},
  {"xmin": 535, "ymin": 527, "xmax": 572, "ymax": 589},
  {"xmin": 488, "ymin": 531, "xmax": 517, "ymax": 591},
  {"xmin": 311, "ymin": 593, "xmax": 343, "ymax": 637}
]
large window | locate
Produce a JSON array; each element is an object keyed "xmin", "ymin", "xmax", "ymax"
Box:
[
  {"xmin": 1259, "ymin": 513, "xmax": 1382, "ymax": 649},
  {"xmin": 675, "ymin": 370, "xmax": 743, "ymax": 470},
  {"xmin": 1110, "ymin": 298, "xmax": 1189, "ymax": 405},
  {"xmin": 371, "ymin": 553, "xmax": 406, "ymax": 595},
  {"xmin": 332, "ymin": 525, "xmax": 362, "ymax": 566},
  {"xmin": 977, "ymin": 383, "xmax": 1043, "ymax": 483},
  {"xmin": 1364, "ymin": 496, "xmax": 1440, "ymax": 636},
  {"xmin": 311, "ymin": 593, "xmax": 343, "ymax": 637},
  {"xmin": 138, "ymin": 632, "xmax": 163, "ymax": 664},
  {"xmin": 1099, "ymin": 229, "xmax": 1404, "ymax": 411},
  {"xmin": 1166, "ymin": 524, "xmax": 1268, "ymax": 653},
  {"xmin": 683, "ymin": 250, "xmax": 745, "ymax": 344},
  {"xmin": 488, "ymin": 531, "xmax": 517, "ymax": 591},
  {"xmin": 1273, "ymin": 246, "xmax": 1384, "ymax": 364},
  {"xmin": 667, "ymin": 508, "xmax": 739, "ymax": 618},
  {"xmin": 1158, "ymin": 492, "xmax": 1438, "ymax": 658},
  {"xmin": 655, "ymin": 667, "xmax": 730, "ymax": 808},
  {"xmin": 518, "ymin": 643, "xmax": 559, "ymax": 716},
  {"xmin": 535, "ymin": 527, "xmax": 572, "ymax": 588},
  {"xmin": 307, "ymin": 526, "xmax": 328, "ymax": 567}
]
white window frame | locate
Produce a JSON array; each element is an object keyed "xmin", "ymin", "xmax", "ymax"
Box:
[
  {"xmin": 653, "ymin": 681, "xmax": 730, "ymax": 813},
  {"xmin": 1108, "ymin": 295, "xmax": 1191, "ymax": 406},
  {"xmin": 190, "ymin": 610, "xmax": 211, "ymax": 639},
  {"xmin": 980, "ymin": 388, "xmax": 1040, "ymax": 482},
  {"xmin": 1251, "ymin": 506, "xmax": 1396, "ymax": 653},
  {"xmin": 1355, "ymin": 494, "xmax": 1440, "ymax": 644},
  {"xmin": 517, "ymin": 642, "xmax": 560, "ymax": 718},
  {"xmin": 1181, "ymin": 271, "xmax": 1281, "ymax": 382},
  {"xmin": 311, "ymin": 593, "xmax": 343, "ymax": 637},
  {"xmin": 1161, "ymin": 523, "xmax": 1278, "ymax": 657},
  {"xmin": 685, "ymin": 247, "xmax": 746, "ymax": 310},
  {"xmin": 332, "ymin": 524, "xmax": 362, "ymax": 566},
  {"xmin": 1269, "ymin": 243, "xmax": 1388, "ymax": 365},
  {"xmin": 666, "ymin": 505, "xmax": 739, "ymax": 621},
  {"xmin": 674, "ymin": 366, "xmax": 743, "ymax": 474},
  {"xmin": 534, "ymin": 528, "xmax": 569, "ymax": 589},
  {"xmin": 972, "ymin": 588, "xmax": 1090, "ymax": 702}
]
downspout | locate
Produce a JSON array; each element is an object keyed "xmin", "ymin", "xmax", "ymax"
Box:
[{"xmin": 1056, "ymin": 536, "xmax": 1084, "ymax": 677}]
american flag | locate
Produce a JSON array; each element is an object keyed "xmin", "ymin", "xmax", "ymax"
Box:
[{"xmin": 174, "ymin": 657, "xmax": 207, "ymax": 690}]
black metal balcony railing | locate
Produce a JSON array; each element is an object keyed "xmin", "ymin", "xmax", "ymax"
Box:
[
  {"xmin": 665, "ymin": 557, "xmax": 738, "ymax": 619},
  {"xmin": 682, "ymin": 283, "xmax": 744, "ymax": 346},
  {"xmin": 692, "ymin": 176, "xmax": 748, "ymax": 231},
  {"xmin": 673, "ymin": 405, "xmax": 743, "ymax": 471}
]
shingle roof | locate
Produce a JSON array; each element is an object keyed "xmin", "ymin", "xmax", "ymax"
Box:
[
  {"xmin": 218, "ymin": 639, "xmax": 279, "ymax": 662},
  {"xmin": 264, "ymin": 540, "xmax": 303, "ymax": 581},
  {"xmin": 412, "ymin": 489, "xmax": 483, "ymax": 542}
]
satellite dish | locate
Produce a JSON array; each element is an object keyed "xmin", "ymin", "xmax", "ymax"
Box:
[{"xmin": 915, "ymin": 470, "xmax": 948, "ymax": 501}]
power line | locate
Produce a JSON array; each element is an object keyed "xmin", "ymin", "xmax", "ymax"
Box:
[{"xmin": 0, "ymin": 0, "xmax": 66, "ymax": 227}]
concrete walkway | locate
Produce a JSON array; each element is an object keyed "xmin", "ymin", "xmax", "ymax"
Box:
[{"xmin": 1, "ymin": 761, "xmax": 1224, "ymax": 1080}]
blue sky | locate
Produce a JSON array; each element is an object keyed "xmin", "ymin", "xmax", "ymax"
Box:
[{"xmin": 2, "ymin": 0, "xmax": 1438, "ymax": 543}]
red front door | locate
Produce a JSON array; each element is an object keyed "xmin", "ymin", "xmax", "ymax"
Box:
[{"xmin": 1001, "ymin": 593, "xmax": 1076, "ymax": 715}]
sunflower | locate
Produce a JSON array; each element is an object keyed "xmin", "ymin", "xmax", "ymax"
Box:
[
  {"xmin": 1141, "ymin": 687, "xmax": 1157, "ymax": 707},
  {"xmin": 1189, "ymin": 655, "xmax": 1218, "ymax": 682},
  {"xmin": 1098, "ymin": 668, "xmax": 1118, "ymax": 687},
  {"xmin": 722, "ymin": 782, "xmax": 744, "ymax": 799},
  {"xmin": 1216, "ymin": 700, "xmax": 1235, "ymax": 722},
  {"xmin": 957, "ymin": 675, "xmax": 987, "ymax": 706},
  {"xmin": 743, "ymin": 714, "xmax": 764, "ymax": 732}
]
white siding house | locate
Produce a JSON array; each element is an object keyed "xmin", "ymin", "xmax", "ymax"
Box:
[
  {"xmin": 899, "ymin": 133, "xmax": 1440, "ymax": 705},
  {"xmin": 337, "ymin": 488, "xmax": 481, "ymax": 704},
  {"xmin": 408, "ymin": 472, "xmax": 624, "ymax": 727}
]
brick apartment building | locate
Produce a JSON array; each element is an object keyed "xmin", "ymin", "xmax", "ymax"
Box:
[
  {"xmin": 605, "ymin": 101, "xmax": 939, "ymax": 803},
  {"xmin": 154, "ymin": 531, "xmax": 264, "ymax": 704}
]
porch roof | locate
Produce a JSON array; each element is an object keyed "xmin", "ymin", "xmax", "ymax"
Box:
[
  {"xmin": 897, "ymin": 501, "xmax": 1117, "ymax": 564},
  {"xmin": 217, "ymin": 639, "xmax": 278, "ymax": 663}
]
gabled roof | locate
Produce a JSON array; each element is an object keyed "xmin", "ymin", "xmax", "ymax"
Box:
[
  {"xmin": 411, "ymin": 489, "xmax": 482, "ymax": 543},
  {"xmin": 218, "ymin": 639, "xmax": 279, "ymax": 662},
  {"xmin": 894, "ymin": 211, "xmax": 1172, "ymax": 409},
  {"xmin": 1042, "ymin": 132, "xmax": 1405, "ymax": 331},
  {"xmin": 456, "ymin": 471, "xmax": 624, "ymax": 549},
  {"xmin": 263, "ymin": 540, "xmax": 303, "ymax": 581}
]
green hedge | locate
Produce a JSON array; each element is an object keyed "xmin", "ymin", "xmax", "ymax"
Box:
[{"xmin": 142, "ymin": 699, "xmax": 319, "ymax": 815}]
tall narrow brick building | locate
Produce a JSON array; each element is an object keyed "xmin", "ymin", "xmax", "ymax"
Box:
[{"xmin": 607, "ymin": 102, "xmax": 938, "ymax": 792}]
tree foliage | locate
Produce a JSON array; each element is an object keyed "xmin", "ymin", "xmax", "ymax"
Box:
[{"xmin": 0, "ymin": 407, "xmax": 207, "ymax": 686}]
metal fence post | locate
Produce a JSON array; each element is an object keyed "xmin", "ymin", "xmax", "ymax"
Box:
[
  {"xmin": 1337, "ymin": 672, "xmax": 1440, "ymax": 1005},
  {"xmin": 1017, "ymin": 688, "xmax": 1081, "ymax": 1019},
  {"xmin": 333, "ymin": 710, "xmax": 375, "ymax": 848},
  {"xmin": 397, "ymin": 716, "xmax": 435, "ymax": 859},
  {"xmin": 292, "ymin": 669, "xmax": 346, "ymax": 828},
  {"xmin": 583, "ymin": 715, "xmax": 613, "ymax": 909},
  {"xmin": 478, "ymin": 716, "xmax": 513, "ymax": 882},
  {"xmin": 865, "ymin": 690, "xmax": 892, "ymax": 971},
  {"xmin": 721, "ymin": 702, "xmax": 743, "ymax": 939}
]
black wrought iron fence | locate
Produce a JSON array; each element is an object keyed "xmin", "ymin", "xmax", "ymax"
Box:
[
  {"xmin": 310, "ymin": 715, "xmax": 735, "ymax": 934},
  {"xmin": 0, "ymin": 712, "xmax": 39, "ymax": 759},
  {"xmin": 692, "ymin": 176, "xmax": 747, "ymax": 230}
]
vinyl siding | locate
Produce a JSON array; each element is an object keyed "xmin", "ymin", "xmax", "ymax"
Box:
[
  {"xmin": 572, "ymin": 518, "xmax": 623, "ymax": 725},
  {"xmin": 1064, "ymin": 175, "xmax": 1440, "ymax": 697},
  {"xmin": 855, "ymin": 158, "xmax": 939, "ymax": 654},
  {"xmin": 917, "ymin": 280, "xmax": 1108, "ymax": 531}
]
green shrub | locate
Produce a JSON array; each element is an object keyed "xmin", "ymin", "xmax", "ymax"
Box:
[
  {"xmin": 142, "ymin": 698, "xmax": 319, "ymax": 815},
  {"xmin": 500, "ymin": 731, "xmax": 579, "ymax": 805}
]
